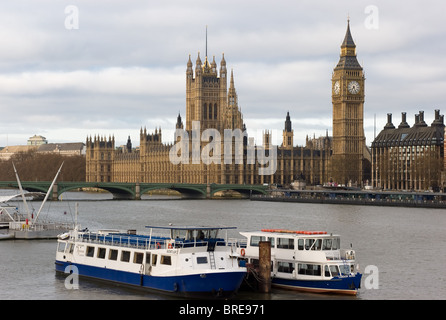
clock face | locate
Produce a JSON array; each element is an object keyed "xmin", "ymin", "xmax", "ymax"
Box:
[
  {"xmin": 333, "ymin": 81, "xmax": 340, "ymax": 94},
  {"xmin": 348, "ymin": 81, "xmax": 360, "ymax": 94}
]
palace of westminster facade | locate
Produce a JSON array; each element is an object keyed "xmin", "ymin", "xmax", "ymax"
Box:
[{"xmin": 86, "ymin": 22, "xmax": 446, "ymax": 191}]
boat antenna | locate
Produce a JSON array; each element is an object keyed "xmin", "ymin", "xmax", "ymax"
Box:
[
  {"xmin": 33, "ymin": 162, "xmax": 64, "ymax": 223},
  {"xmin": 12, "ymin": 162, "xmax": 31, "ymax": 221}
]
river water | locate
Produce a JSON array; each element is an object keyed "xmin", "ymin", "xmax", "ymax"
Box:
[{"xmin": 0, "ymin": 190, "xmax": 445, "ymax": 300}]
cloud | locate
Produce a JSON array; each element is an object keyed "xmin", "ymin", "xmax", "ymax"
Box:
[{"xmin": 0, "ymin": 0, "xmax": 445, "ymax": 149}]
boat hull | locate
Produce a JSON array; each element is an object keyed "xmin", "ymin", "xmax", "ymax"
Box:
[
  {"xmin": 55, "ymin": 260, "xmax": 246, "ymax": 298},
  {"xmin": 271, "ymin": 273, "xmax": 362, "ymax": 295}
]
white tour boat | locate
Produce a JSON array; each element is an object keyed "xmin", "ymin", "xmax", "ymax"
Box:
[
  {"xmin": 0, "ymin": 163, "xmax": 71, "ymax": 240},
  {"xmin": 55, "ymin": 221, "xmax": 247, "ymax": 298},
  {"xmin": 238, "ymin": 229, "xmax": 362, "ymax": 295}
]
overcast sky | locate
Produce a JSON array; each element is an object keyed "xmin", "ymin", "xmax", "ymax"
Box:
[{"xmin": 0, "ymin": 0, "xmax": 445, "ymax": 147}]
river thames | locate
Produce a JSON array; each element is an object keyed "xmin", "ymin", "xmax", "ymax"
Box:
[{"xmin": 0, "ymin": 190, "xmax": 445, "ymax": 300}]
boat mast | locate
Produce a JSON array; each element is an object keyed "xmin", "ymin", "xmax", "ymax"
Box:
[
  {"xmin": 33, "ymin": 162, "xmax": 64, "ymax": 223},
  {"xmin": 12, "ymin": 162, "xmax": 31, "ymax": 221}
]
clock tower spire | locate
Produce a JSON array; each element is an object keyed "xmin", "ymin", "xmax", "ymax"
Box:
[{"xmin": 331, "ymin": 19, "xmax": 365, "ymax": 186}]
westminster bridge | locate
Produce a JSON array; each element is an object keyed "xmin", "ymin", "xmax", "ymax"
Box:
[{"xmin": 0, "ymin": 181, "xmax": 268, "ymax": 200}]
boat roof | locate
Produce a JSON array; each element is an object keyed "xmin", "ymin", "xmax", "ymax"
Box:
[
  {"xmin": 0, "ymin": 192, "xmax": 45, "ymax": 204},
  {"xmin": 240, "ymin": 229, "xmax": 339, "ymax": 237},
  {"xmin": 145, "ymin": 225, "xmax": 237, "ymax": 230}
]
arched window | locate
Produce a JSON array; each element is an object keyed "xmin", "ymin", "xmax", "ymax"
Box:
[
  {"xmin": 214, "ymin": 103, "xmax": 218, "ymax": 119},
  {"xmin": 203, "ymin": 103, "xmax": 207, "ymax": 119},
  {"xmin": 209, "ymin": 104, "xmax": 212, "ymax": 119}
]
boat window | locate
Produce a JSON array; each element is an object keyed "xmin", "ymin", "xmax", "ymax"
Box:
[
  {"xmin": 305, "ymin": 239, "xmax": 314, "ymax": 250},
  {"xmin": 171, "ymin": 229, "xmax": 187, "ymax": 239},
  {"xmin": 145, "ymin": 253, "xmax": 151, "ymax": 265},
  {"xmin": 86, "ymin": 246, "xmax": 95, "ymax": 257},
  {"xmin": 121, "ymin": 250, "xmax": 131, "ymax": 262},
  {"xmin": 250, "ymin": 236, "xmax": 265, "ymax": 247},
  {"xmin": 298, "ymin": 239, "xmax": 304, "ymax": 250},
  {"xmin": 68, "ymin": 243, "xmax": 74, "ymax": 254},
  {"xmin": 313, "ymin": 239, "xmax": 322, "ymax": 250},
  {"xmin": 197, "ymin": 256, "xmax": 208, "ymax": 264},
  {"xmin": 277, "ymin": 261, "xmax": 294, "ymax": 273},
  {"xmin": 324, "ymin": 265, "xmax": 331, "ymax": 277},
  {"xmin": 134, "ymin": 252, "xmax": 144, "ymax": 264},
  {"xmin": 339, "ymin": 264, "xmax": 350, "ymax": 275},
  {"xmin": 250, "ymin": 259, "xmax": 259, "ymax": 268},
  {"xmin": 333, "ymin": 238, "xmax": 340, "ymax": 250},
  {"xmin": 57, "ymin": 242, "xmax": 66, "ymax": 253},
  {"xmin": 277, "ymin": 238, "xmax": 294, "ymax": 249},
  {"xmin": 298, "ymin": 263, "xmax": 321, "ymax": 276},
  {"xmin": 329, "ymin": 265, "xmax": 340, "ymax": 277},
  {"xmin": 97, "ymin": 247, "xmax": 106, "ymax": 259},
  {"xmin": 322, "ymin": 238, "xmax": 332, "ymax": 250},
  {"xmin": 109, "ymin": 249, "xmax": 118, "ymax": 261},
  {"xmin": 207, "ymin": 229, "xmax": 218, "ymax": 239},
  {"xmin": 268, "ymin": 237, "xmax": 275, "ymax": 248},
  {"xmin": 152, "ymin": 254, "xmax": 157, "ymax": 266},
  {"xmin": 160, "ymin": 255, "xmax": 171, "ymax": 265}
]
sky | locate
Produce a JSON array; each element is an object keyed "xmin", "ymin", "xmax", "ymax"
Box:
[{"xmin": 0, "ymin": 0, "xmax": 445, "ymax": 148}]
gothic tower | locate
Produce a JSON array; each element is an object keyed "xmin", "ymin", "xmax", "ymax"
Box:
[
  {"xmin": 331, "ymin": 20, "xmax": 365, "ymax": 185},
  {"xmin": 85, "ymin": 135, "xmax": 115, "ymax": 182},
  {"xmin": 186, "ymin": 52, "xmax": 227, "ymax": 133},
  {"xmin": 282, "ymin": 111, "xmax": 294, "ymax": 148}
]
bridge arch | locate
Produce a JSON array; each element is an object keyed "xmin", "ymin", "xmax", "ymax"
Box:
[
  {"xmin": 210, "ymin": 184, "xmax": 268, "ymax": 198},
  {"xmin": 139, "ymin": 183, "xmax": 207, "ymax": 199},
  {"xmin": 57, "ymin": 182, "xmax": 137, "ymax": 200}
]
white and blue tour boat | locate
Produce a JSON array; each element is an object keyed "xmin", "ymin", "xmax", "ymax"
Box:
[
  {"xmin": 237, "ymin": 229, "xmax": 362, "ymax": 295},
  {"xmin": 55, "ymin": 220, "xmax": 247, "ymax": 298}
]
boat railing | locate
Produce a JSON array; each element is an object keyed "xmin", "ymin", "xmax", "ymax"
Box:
[
  {"xmin": 325, "ymin": 251, "xmax": 341, "ymax": 261},
  {"xmin": 228, "ymin": 238, "xmax": 247, "ymax": 249},
  {"xmin": 10, "ymin": 221, "xmax": 72, "ymax": 232},
  {"xmin": 78, "ymin": 232, "xmax": 167, "ymax": 250},
  {"xmin": 76, "ymin": 232, "xmax": 235, "ymax": 251}
]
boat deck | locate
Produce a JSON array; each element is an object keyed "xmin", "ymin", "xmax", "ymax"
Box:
[{"xmin": 76, "ymin": 231, "xmax": 229, "ymax": 251}]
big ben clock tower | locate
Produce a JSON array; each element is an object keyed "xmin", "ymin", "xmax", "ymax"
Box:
[{"xmin": 331, "ymin": 20, "xmax": 365, "ymax": 186}]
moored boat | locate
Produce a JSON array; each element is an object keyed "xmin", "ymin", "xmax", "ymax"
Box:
[
  {"xmin": 0, "ymin": 163, "xmax": 72, "ymax": 240},
  {"xmin": 237, "ymin": 229, "xmax": 362, "ymax": 295},
  {"xmin": 55, "ymin": 221, "xmax": 246, "ymax": 298}
]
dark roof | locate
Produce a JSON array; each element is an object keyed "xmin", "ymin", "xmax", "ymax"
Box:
[
  {"xmin": 335, "ymin": 56, "xmax": 362, "ymax": 70},
  {"xmin": 335, "ymin": 21, "xmax": 362, "ymax": 70},
  {"xmin": 341, "ymin": 21, "xmax": 356, "ymax": 48},
  {"xmin": 372, "ymin": 124, "xmax": 444, "ymax": 148}
]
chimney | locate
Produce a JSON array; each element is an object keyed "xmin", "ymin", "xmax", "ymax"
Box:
[
  {"xmin": 431, "ymin": 109, "xmax": 445, "ymax": 127},
  {"xmin": 384, "ymin": 113, "xmax": 395, "ymax": 129},
  {"xmin": 398, "ymin": 112, "xmax": 410, "ymax": 129},
  {"xmin": 418, "ymin": 111, "xmax": 427, "ymax": 127},
  {"xmin": 414, "ymin": 114, "xmax": 420, "ymax": 127}
]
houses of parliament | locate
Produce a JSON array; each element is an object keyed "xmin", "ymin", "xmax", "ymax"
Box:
[{"xmin": 86, "ymin": 21, "xmax": 371, "ymax": 188}]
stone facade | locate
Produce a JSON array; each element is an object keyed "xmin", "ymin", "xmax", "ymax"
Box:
[
  {"xmin": 331, "ymin": 20, "xmax": 366, "ymax": 186},
  {"xmin": 371, "ymin": 111, "xmax": 445, "ymax": 191},
  {"xmin": 86, "ymin": 22, "xmax": 370, "ymax": 188}
]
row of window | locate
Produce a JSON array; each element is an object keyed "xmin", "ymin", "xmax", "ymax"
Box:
[
  {"xmin": 278, "ymin": 262, "xmax": 345, "ymax": 277},
  {"xmin": 250, "ymin": 236, "xmax": 340, "ymax": 251},
  {"xmin": 58, "ymin": 242, "xmax": 172, "ymax": 266},
  {"xmin": 248, "ymin": 258, "xmax": 346, "ymax": 277},
  {"xmin": 203, "ymin": 103, "xmax": 218, "ymax": 120}
]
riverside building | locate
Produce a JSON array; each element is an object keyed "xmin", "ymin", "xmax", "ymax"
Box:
[{"xmin": 86, "ymin": 22, "xmax": 370, "ymax": 188}]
